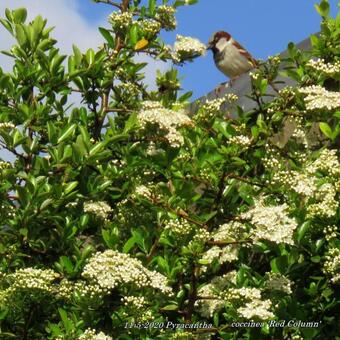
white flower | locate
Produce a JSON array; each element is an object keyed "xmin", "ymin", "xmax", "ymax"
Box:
[
  {"xmin": 307, "ymin": 183, "xmax": 337, "ymax": 218},
  {"xmin": 195, "ymin": 272, "xmax": 236, "ymax": 317},
  {"xmin": 155, "ymin": 5, "xmax": 177, "ymax": 31},
  {"xmin": 108, "ymin": 11, "xmax": 133, "ymax": 29},
  {"xmin": 307, "ymin": 148, "xmax": 340, "ymax": 177},
  {"xmin": 201, "ymin": 245, "xmax": 238, "ymax": 265},
  {"xmin": 237, "ymin": 299, "xmax": 274, "ymax": 320},
  {"xmin": 83, "ymin": 200, "xmax": 112, "ymax": 221},
  {"xmin": 78, "ymin": 328, "xmax": 112, "ymax": 340},
  {"xmin": 264, "ymin": 272, "xmax": 293, "ymax": 294},
  {"xmin": 134, "ymin": 185, "xmax": 153, "ymax": 199},
  {"xmin": 172, "ymin": 35, "xmax": 206, "ymax": 62},
  {"xmin": 242, "ymin": 198, "xmax": 298, "ymax": 245},
  {"xmin": 299, "ymin": 85, "xmax": 340, "ymax": 111},
  {"xmin": 213, "ymin": 221, "xmax": 247, "ymax": 242},
  {"xmin": 138, "ymin": 101, "xmax": 193, "ymax": 147},
  {"xmin": 323, "ymin": 248, "xmax": 340, "ymax": 284},
  {"xmin": 164, "ymin": 218, "xmax": 194, "ymax": 235},
  {"xmin": 82, "ymin": 250, "xmax": 172, "ymax": 295},
  {"xmin": 306, "ymin": 58, "xmax": 340, "ymax": 76},
  {"xmin": 229, "ymin": 135, "xmax": 252, "ymax": 148},
  {"xmin": 0, "ymin": 122, "xmax": 15, "ymax": 129}
]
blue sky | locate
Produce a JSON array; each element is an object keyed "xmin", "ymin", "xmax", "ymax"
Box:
[{"xmin": 76, "ymin": 0, "xmax": 340, "ymax": 99}]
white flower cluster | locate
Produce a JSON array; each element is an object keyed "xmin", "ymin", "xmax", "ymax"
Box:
[
  {"xmin": 83, "ymin": 200, "xmax": 112, "ymax": 222},
  {"xmin": 121, "ymin": 295, "xmax": 147, "ymax": 309},
  {"xmin": 201, "ymin": 245, "xmax": 238, "ymax": 265},
  {"xmin": 323, "ymin": 225, "xmax": 337, "ymax": 241},
  {"xmin": 155, "ymin": 5, "xmax": 177, "ymax": 31},
  {"xmin": 229, "ymin": 135, "xmax": 252, "ymax": 148},
  {"xmin": 78, "ymin": 328, "xmax": 112, "ymax": 340},
  {"xmin": 242, "ymin": 199, "xmax": 298, "ymax": 245},
  {"xmin": 268, "ymin": 55, "xmax": 281, "ymax": 66},
  {"xmin": 0, "ymin": 161, "xmax": 12, "ymax": 170},
  {"xmin": 264, "ymin": 272, "xmax": 293, "ymax": 294},
  {"xmin": 195, "ymin": 272, "xmax": 237, "ymax": 317},
  {"xmin": 115, "ymin": 82, "xmax": 140, "ymax": 98},
  {"xmin": 6, "ymin": 268, "xmax": 59, "ymax": 291},
  {"xmin": 307, "ymin": 148, "xmax": 340, "ymax": 177},
  {"xmin": 0, "ymin": 268, "xmax": 60, "ymax": 305},
  {"xmin": 137, "ymin": 19, "xmax": 161, "ymax": 35},
  {"xmin": 189, "ymin": 229, "xmax": 211, "ymax": 245},
  {"xmin": 213, "ymin": 221, "xmax": 247, "ymax": 242},
  {"xmin": 82, "ymin": 250, "xmax": 172, "ymax": 295},
  {"xmin": 249, "ymin": 71, "xmax": 260, "ymax": 80},
  {"xmin": 237, "ymin": 299, "xmax": 274, "ymax": 320},
  {"xmin": 299, "ymin": 85, "xmax": 340, "ymax": 111},
  {"xmin": 0, "ymin": 203, "xmax": 15, "ymax": 219},
  {"xmin": 74, "ymin": 280, "xmax": 109, "ymax": 299},
  {"xmin": 0, "ymin": 122, "xmax": 15, "ymax": 129},
  {"xmin": 164, "ymin": 218, "xmax": 194, "ymax": 235},
  {"xmin": 225, "ymin": 287, "xmax": 274, "ymax": 320},
  {"xmin": 134, "ymin": 184, "xmax": 153, "ymax": 200},
  {"xmin": 108, "ymin": 11, "xmax": 133, "ymax": 29},
  {"xmin": 197, "ymin": 94, "xmax": 238, "ymax": 120},
  {"xmin": 291, "ymin": 127, "xmax": 308, "ymax": 148},
  {"xmin": 172, "ymin": 35, "xmax": 206, "ymax": 63},
  {"xmin": 138, "ymin": 101, "xmax": 193, "ymax": 147},
  {"xmin": 306, "ymin": 58, "xmax": 340, "ymax": 76},
  {"xmin": 323, "ymin": 248, "xmax": 340, "ymax": 284},
  {"xmin": 307, "ymin": 183, "xmax": 337, "ymax": 218},
  {"xmin": 146, "ymin": 141, "xmax": 164, "ymax": 156},
  {"xmin": 271, "ymin": 169, "xmax": 317, "ymax": 197}
]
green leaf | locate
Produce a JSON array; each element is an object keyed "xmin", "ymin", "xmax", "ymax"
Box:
[
  {"xmin": 58, "ymin": 308, "xmax": 72, "ymax": 333},
  {"xmin": 89, "ymin": 141, "xmax": 105, "ymax": 157},
  {"xmin": 162, "ymin": 304, "xmax": 178, "ymax": 311},
  {"xmin": 0, "ymin": 19, "xmax": 13, "ymax": 34},
  {"xmin": 99, "ymin": 27, "xmax": 114, "ymax": 48},
  {"xmin": 124, "ymin": 112, "xmax": 138, "ymax": 133},
  {"xmin": 72, "ymin": 44, "xmax": 82, "ymax": 65},
  {"xmin": 270, "ymin": 256, "xmax": 288, "ymax": 274},
  {"xmin": 50, "ymin": 54, "xmax": 66, "ymax": 74},
  {"xmin": 40, "ymin": 198, "xmax": 53, "ymax": 211},
  {"xmin": 148, "ymin": 0, "xmax": 156, "ymax": 15},
  {"xmin": 123, "ymin": 236, "xmax": 137, "ymax": 253},
  {"xmin": 129, "ymin": 25, "xmax": 139, "ymax": 46},
  {"xmin": 310, "ymin": 34, "xmax": 320, "ymax": 47},
  {"xmin": 63, "ymin": 181, "xmax": 78, "ymax": 195},
  {"xmin": 297, "ymin": 221, "xmax": 311, "ymax": 243},
  {"xmin": 12, "ymin": 8, "xmax": 27, "ymax": 24},
  {"xmin": 314, "ymin": 0, "xmax": 330, "ymax": 17},
  {"xmin": 85, "ymin": 48, "xmax": 95, "ymax": 65},
  {"xmin": 57, "ymin": 124, "xmax": 77, "ymax": 144},
  {"xmin": 15, "ymin": 24, "xmax": 27, "ymax": 46},
  {"xmin": 319, "ymin": 122, "xmax": 333, "ymax": 140}
]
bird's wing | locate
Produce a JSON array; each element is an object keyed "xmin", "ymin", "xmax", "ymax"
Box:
[{"xmin": 231, "ymin": 39, "xmax": 258, "ymax": 67}]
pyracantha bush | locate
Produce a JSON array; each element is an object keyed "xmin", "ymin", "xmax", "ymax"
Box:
[{"xmin": 0, "ymin": 0, "xmax": 339, "ymax": 339}]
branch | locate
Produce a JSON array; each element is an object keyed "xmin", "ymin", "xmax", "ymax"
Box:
[
  {"xmin": 184, "ymin": 264, "xmax": 197, "ymax": 322},
  {"xmin": 94, "ymin": 0, "xmax": 122, "ymax": 9},
  {"xmin": 121, "ymin": 0, "xmax": 130, "ymax": 11},
  {"xmin": 224, "ymin": 173, "xmax": 267, "ymax": 188},
  {"xmin": 207, "ymin": 239, "xmax": 252, "ymax": 246}
]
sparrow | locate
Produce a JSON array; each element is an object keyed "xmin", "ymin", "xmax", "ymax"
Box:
[{"xmin": 207, "ymin": 31, "xmax": 258, "ymax": 81}]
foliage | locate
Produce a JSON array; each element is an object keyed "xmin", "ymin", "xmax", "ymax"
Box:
[{"xmin": 0, "ymin": 0, "xmax": 339, "ymax": 339}]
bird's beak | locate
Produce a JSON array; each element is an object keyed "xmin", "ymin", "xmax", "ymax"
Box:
[{"xmin": 206, "ymin": 43, "xmax": 212, "ymax": 51}]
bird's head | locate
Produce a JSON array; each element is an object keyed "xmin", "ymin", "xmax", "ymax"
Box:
[{"xmin": 207, "ymin": 31, "xmax": 231, "ymax": 54}]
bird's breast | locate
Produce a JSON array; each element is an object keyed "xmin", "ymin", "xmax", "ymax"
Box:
[{"xmin": 214, "ymin": 42, "xmax": 253, "ymax": 78}]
